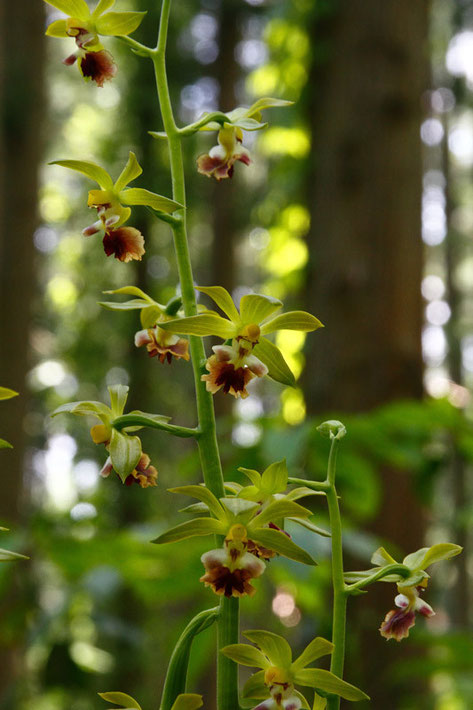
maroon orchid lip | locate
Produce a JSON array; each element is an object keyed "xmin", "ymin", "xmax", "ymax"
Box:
[
  {"xmin": 380, "ymin": 607, "xmax": 416, "ymax": 641},
  {"xmin": 200, "ymin": 564, "xmax": 258, "ymax": 598},
  {"xmin": 102, "ymin": 226, "xmax": 145, "ymax": 262},
  {"xmin": 79, "ymin": 49, "xmax": 117, "ymax": 87}
]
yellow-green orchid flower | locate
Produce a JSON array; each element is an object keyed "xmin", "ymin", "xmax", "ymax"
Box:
[
  {"xmin": 50, "ymin": 152, "xmax": 181, "ymax": 262},
  {"xmin": 221, "ymin": 630, "xmax": 368, "ymax": 708},
  {"xmin": 153, "ymin": 480, "xmax": 318, "ymax": 597},
  {"xmin": 52, "ymin": 384, "xmax": 168, "ymax": 487},
  {"xmin": 44, "ymin": 0, "xmax": 145, "ymax": 85},
  {"xmin": 99, "ymin": 287, "xmax": 191, "ymax": 364},
  {"xmin": 195, "ymin": 98, "xmax": 293, "ymax": 181},
  {"xmin": 157, "ymin": 285, "xmax": 323, "ymax": 393},
  {"xmin": 345, "ymin": 543, "xmax": 462, "ymax": 642}
]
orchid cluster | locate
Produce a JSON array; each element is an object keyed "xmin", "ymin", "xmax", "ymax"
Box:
[{"xmin": 41, "ymin": 1, "xmax": 462, "ymax": 709}]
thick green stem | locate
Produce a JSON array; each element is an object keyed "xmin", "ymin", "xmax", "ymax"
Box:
[
  {"xmin": 217, "ymin": 597, "xmax": 240, "ymax": 710},
  {"xmin": 152, "ymin": 3, "xmax": 239, "ymax": 709},
  {"xmin": 325, "ymin": 438, "xmax": 347, "ymax": 710}
]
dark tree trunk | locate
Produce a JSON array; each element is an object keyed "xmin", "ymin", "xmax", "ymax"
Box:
[
  {"xmin": 0, "ymin": 1, "xmax": 46, "ymax": 703},
  {"xmin": 302, "ymin": 1, "xmax": 429, "ymax": 706}
]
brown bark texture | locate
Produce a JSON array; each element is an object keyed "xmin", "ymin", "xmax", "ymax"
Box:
[
  {"xmin": 302, "ymin": 1, "xmax": 429, "ymax": 707},
  {"xmin": 0, "ymin": 1, "xmax": 45, "ymax": 704}
]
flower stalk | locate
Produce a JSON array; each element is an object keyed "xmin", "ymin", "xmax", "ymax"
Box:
[{"xmin": 151, "ymin": 2, "xmax": 237, "ymax": 708}]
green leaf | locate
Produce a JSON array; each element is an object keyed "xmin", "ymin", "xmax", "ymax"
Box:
[
  {"xmin": 103, "ymin": 286, "xmax": 155, "ymax": 302},
  {"xmin": 113, "ymin": 152, "xmax": 142, "ymax": 192},
  {"xmin": 403, "ymin": 543, "xmax": 462, "ymax": 571},
  {"xmin": 231, "ymin": 117, "xmax": 267, "ymax": 131},
  {"xmin": 158, "ymin": 314, "xmax": 236, "ymax": 339},
  {"xmin": 149, "ymin": 131, "xmax": 168, "ymax": 140},
  {"xmin": 169, "ymin": 485, "xmax": 226, "ymax": 521},
  {"xmin": 251, "ymin": 499, "xmax": 311, "ymax": 528},
  {"xmin": 109, "ymin": 429, "xmax": 141, "ymax": 483},
  {"xmin": 99, "ymin": 299, "xmax": 150, "ymax": 312},
  {"xmin": 196, "ymin": 286, "xmax": 241, "ymax": 322},
  {"xmin": 108, "ymin": 384, "xmax": 129, "ymax": 417},
  {"xmin": 119, "ymin": 188, "xmax": 182, "ymax": 213},
  {"xmin": 98, "ymin": 692, "xmax": 142, "ymax": 709},
  {"xmin": 239, "ymin": 293, "xmax": 282, "ymax": 325},
  {"xmin": 45, "ymin": 19, "xmax": 69, "ymax": 37},
  {"xmin": 253, "ymin": 338, "xmax": 296, "ymax": 387},
  {"xmin": 247, "ymin": 97, "xmax": 294, "ymax": 115},
  {"xmin": 260, "ymin": 311, "xmax": 323, "ymax": 335},
  {"xmin": 140, "ymin": 306, "xmax": 163, "ymax": 329},
  {"xmin": 92, "ymin": 0, "xmax": 115, "ymax": 17},
  {"xmin": 241, "ymin": 670, "xmax": 268, "ymax": 699},
  {"xmin": 170, "ymin": 695, "xmax": 203, "ymax": 710},
  {"xmin": 249, "ymin": 528, "xmax": 316, "ymax": 566},
  {"xmin": 292, "ymin": 638, "xmax": 334, "ymax": 671},
  {"xmin": 95, "ymin": 11, "xmax": 146, "ymax": 37},
  {"xmin": 44, "ymin": 0, "xmax": 90, "ymax": 20},
  {"xmin": 237, "ymin": 467, "xmax": 262, "ymax": 487},
  {"xmin": 49, "ymin": 160, "xmax": 113, "ymax": 189},
  {"xmin": 221, "ymin": 643, "xmax": 270, "ymax": 670},
  {"xmin": 286, "ymin": 487, "xmax": 325, "ymax": 501},
  {"xmin": 0, "ymin": 439, "xmax": 13, "ymax": 449},
  {"xmin": 0, "ymin": 387, "xmax": 18, "ymax": 400},
  {"xmin": 243, "ymin": 630, "xmax": 292, "ymax": 669},
  {"xmin": 152, "ymin": 518, "xmax": 225, "ymax": 545},
  {"xmin": 261, "ymin": 459, "xmax": 288, "ymax": 493},
  {"xmin": 51, "ymin": 400, "xmax": 110, "ymax": 419},
  {"xmin": 292, "ymin": 669, "xmax": 369, "ymax": 701},
  {"xmin": 288, "ymin": 517, "xmax": 331, "ymax": 538},
  {"xmin": 370, "ymin": 546, "xmax": 397, "ymax": 566},
  {"xmin": 313, "ymin": 692, "xmax": 327, "ymax": 710},
  {"xmin": 0, "ymin": 548, "xmax": 29, "ymax": 562},
  {"xmin": 220, "ymin": 498, "xmax": 259, "ymax": 518},
  {"xmin": 420, "ymin": 543, "xmax": 463, "ymax": 568}
]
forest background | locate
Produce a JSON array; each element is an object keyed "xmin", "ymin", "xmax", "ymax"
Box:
[{"xmin": 1, "ymin": 0, "xmax": 473, "ymax": 708}]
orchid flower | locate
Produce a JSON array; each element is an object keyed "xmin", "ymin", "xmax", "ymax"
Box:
[
  {"xmin": 345, "ymin": 543, "xmax": 462, "ymax": 641},
  {"xmin": 157, "ymin": 286, "xmax": 323, "ymax": 396},
  {"xmin": 221, "ymin": 630, "xmax": 368, "ymax": 708},
  {"xmin": 52, "ymin": 384, "xmax": 169, "ymax": 487},
  {"xmin": 195, "ymin": 98, "xmax": 293, "ymax": 180},
  {"xmin": 153, "ymin": 471, "xmax": 320, "ymax": 596},
  {"xmin": 44, "ymin": 0, "xmax": 145, "ymax": 85},
  {"xmin": 50, "ymin": 153, "xmax": 181, "ymax": 261}
]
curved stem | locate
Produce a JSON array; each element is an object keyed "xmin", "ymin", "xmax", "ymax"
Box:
[
  {"xmin": 152, "ymin": 4, "xmax": 239, "ymax": 710},
  {"xmin": 325, "ymin": 437, "xmax": 347, "ymax": 710},
  {"xmin": 160, "ymin": 607, "xmax": 219, "ymax": 710},
  {"xmin": 345, "ymin": 563, "xmax": 411, "ymax": 594},
  {"xmin": 112, "ymin": 414, "xmax": 199, "ymax": 439}
]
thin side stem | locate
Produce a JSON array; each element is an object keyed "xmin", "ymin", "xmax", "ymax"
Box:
[
  {"xmin": 112, "ymin": 414, "xmax": 199, "ymax": 439},
  {"xmin": 152, "ymin": 4, "xmax": 239, "ymax": 710},
  {"xmin": 325, "ymin": 437, "xmax": 347, "ymax": 710}
]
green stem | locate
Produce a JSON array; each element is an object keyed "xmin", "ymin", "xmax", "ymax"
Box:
[
  {"xmin": 112, "ymin": 414, "xmax": 198, "ymax": 439},
  {"xmin": 217, "ymin": 597, "xmax": 240, "ymax": 710},
  {"xmin": 325, "ymin": 437, "xmax": 347, "ymax": 710},
  {"xmin": 160, "ymin": 607, "xmax": 219, "ymax": 710},
  {"xmin": 345, "ymin": 564, "xmax": 411, "ymax": 594},
  {"xmin": 152, "ymin": 3, "xmax": 239, "ymax": 709}
]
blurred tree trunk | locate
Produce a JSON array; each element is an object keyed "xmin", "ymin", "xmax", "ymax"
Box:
[
  {"xmin": 302, "ymin": 1, "xmax": 429, "ymax": 706},
  {"xmin": 0, "ymin": 0, "xmax": 45, "ymax": 704}
]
